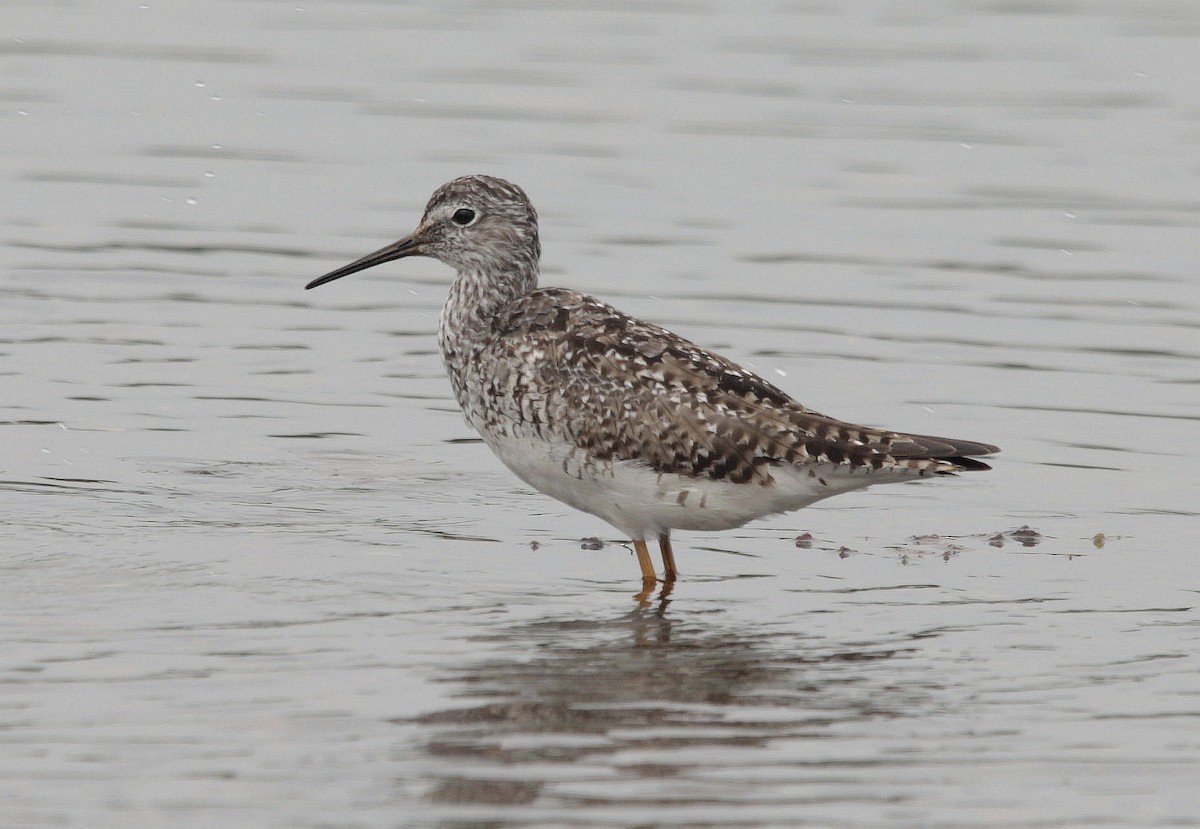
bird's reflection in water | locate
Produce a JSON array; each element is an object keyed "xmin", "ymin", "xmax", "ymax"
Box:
[{"xmin": 405, "ymin": 605, "xmax": 932, "ymax": 810}]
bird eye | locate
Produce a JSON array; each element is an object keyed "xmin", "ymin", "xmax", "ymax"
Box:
[{"xmin": 451, "ymin": 208, "xmax": 477, "ymax": 226}]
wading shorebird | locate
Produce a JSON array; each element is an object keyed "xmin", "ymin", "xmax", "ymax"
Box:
[{"xmin": 306, "ymin": 175, "xmax": 998, "ymax": 598}]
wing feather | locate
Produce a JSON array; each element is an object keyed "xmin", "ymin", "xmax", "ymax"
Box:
[{"xmin": 484, "ymin": 288, "xmax": 997, "ymax": 482}]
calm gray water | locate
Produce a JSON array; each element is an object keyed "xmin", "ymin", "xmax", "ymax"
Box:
[{"xmin": 3, "ymin": 2, "xmax": 1198, "ymax": 827}]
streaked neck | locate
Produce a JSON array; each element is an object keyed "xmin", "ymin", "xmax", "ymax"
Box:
[{"xmin": 438, "ymin": 259, "xmax": 538, "ymax": 360}]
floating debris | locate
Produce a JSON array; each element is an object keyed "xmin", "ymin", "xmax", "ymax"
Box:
[
  {"xmin": 837, "ymin": 546, "xmax": 852, "ymax": 559},
  {"xmin": 794, "ymin": 532, "xmax": 814, "ymax": 549},
  {"xmin": 941, "ymin": 543, "xmax": 967, "ymax": 561},
  {"xmin": 888, "ymin": 526, "xmax": 1045, "ymax": 562},
  {"xmin": 1093, "ymin": 532, "xmax": 1106, "ymax": 549},
  {"xmin": 579, "ymin": 537, "xmax": 604, "ymax": 550},
  {"xmin": 1008, "ymin": 525, "xmax": 1042, "ymax": 547}
]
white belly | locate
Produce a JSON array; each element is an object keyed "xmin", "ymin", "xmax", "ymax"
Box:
[{"xmin": 484, "ymin": 436, "xmax": 883, "ymax": 541}]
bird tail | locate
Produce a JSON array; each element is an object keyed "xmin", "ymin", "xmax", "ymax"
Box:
[{"xmin": 888, "ymin": 434, "xmax": 1000, "ymax": 474}]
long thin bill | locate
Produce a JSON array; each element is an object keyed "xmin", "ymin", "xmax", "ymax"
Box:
[{"xmin": 305, "ymin": 235, "xmax": 421, "ymax": 290}]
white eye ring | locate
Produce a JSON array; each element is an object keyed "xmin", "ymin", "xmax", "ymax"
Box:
[{"xmin": 451, "ymin": 207, "xmax": 477, "ymax": 226}]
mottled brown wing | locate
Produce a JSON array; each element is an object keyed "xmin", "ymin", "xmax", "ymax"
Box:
[{"xmin": 490, "ymin": 289, "xmax": 996, "ymax": 483}]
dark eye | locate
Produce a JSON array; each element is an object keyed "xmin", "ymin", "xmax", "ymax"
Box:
[{"xmin": 451, "ymin": 208, "xmax": 476, "ymax": 226}]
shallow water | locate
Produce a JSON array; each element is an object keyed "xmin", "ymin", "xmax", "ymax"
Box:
[{"xmin": 3, "ymin": 1, "xmax": 1199, "ymax": 827}]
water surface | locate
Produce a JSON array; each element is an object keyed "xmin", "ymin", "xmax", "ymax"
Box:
[{"xmin": 3, "ymin": 2, "xmax": 1198, "ymax": 827}]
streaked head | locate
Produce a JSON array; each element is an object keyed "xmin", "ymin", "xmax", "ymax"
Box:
[{"xmin": 306, "ymin": 175, "xmax": 541, "ymax": 290}]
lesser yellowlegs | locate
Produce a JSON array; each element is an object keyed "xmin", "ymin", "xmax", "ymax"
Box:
[{"xmin": 306, "ymin": 175, "xmax": 998, "ymax": 594}]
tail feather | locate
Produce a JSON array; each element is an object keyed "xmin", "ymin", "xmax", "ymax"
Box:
[{"xmin": 886, "ymin": 433, "xmax": 1000, "ymax": 473}]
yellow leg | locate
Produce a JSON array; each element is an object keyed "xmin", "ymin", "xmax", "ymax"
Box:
[
  {"xmin": 632, "ymin": 538, "xmax": 657, "ymax": 606},
  {"xmin": 633, "ymin": 538, "xmax": 657, "ymax": 584},
  {"xmin": 658, "ymin": 531, "xmax": 678, "ymax": 582}
]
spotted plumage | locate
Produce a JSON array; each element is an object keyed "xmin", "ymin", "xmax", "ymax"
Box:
[{"xmin": 307, "ymin": 175, "xmax": 999, "ymax": 594}]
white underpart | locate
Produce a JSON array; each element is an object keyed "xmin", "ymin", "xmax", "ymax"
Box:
[{"xmin": 487, "ymin": 435, "xmax": 900, "ymax": 541}]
